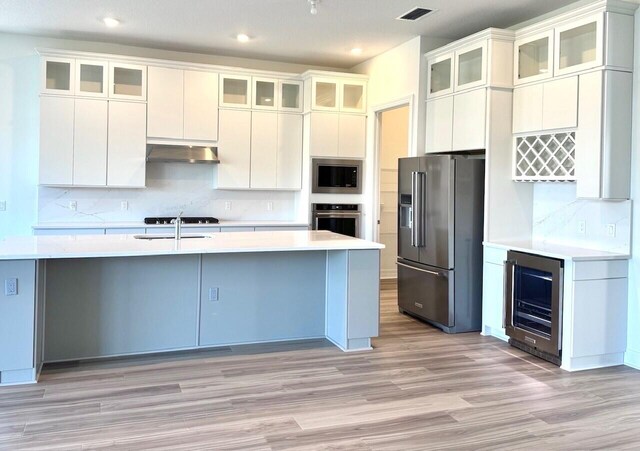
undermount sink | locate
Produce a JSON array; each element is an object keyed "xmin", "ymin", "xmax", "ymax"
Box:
[{"xmin": 133, "ymin": 234, "xmax": 211, "ymax": 240}]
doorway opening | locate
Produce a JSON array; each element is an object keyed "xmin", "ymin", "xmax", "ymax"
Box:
[{"xmin": 376, "ymin": 104, "xmax": 410, "ymax": 280}]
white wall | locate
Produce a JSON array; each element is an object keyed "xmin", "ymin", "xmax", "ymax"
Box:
[
  {"xmin": 351, "ymin": 36, "xmax": 449, "ymax": 240},
  {"xmin": 0, "ymin": 32, "xmax": 341, "ymax": 237},
  {"xmin": 626, "ymin": 7, "xmax": 640, "ymax": 369}
]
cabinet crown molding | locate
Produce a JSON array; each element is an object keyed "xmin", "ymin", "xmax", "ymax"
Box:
[
  {"xmin": 424, "ymin": 28, "xmax": 515, "ymax": 59},
  {"xmin": 512, "ymin": 0, "xmax": 638, "ymax": 40}
]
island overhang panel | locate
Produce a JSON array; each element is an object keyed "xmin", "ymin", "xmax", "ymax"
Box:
[{"xmin": 0, "ymin": 231, "xmax": 382, "ymax": 385}]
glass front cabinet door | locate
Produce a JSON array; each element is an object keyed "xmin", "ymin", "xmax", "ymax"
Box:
[
  {"xmin": 109, "ymin": 62, "xmax": 147, "ymax": 100},
  {"xmin": 427, "ymin": 53, "xmax": 454, "ymax": 97},
  {"xmin": 75, "ymin": 60, "xmax": 109, "ymax": 97},
  {"xmin": 341, "ymin": 81, "xmax": 366, "ymax": 113},
  {"xmin": 311, "ymin": 78, "xmax": 338, "ymax": 111},
  {"xmin": 220, "ymin": 74, "xmax": 252, "ymax": 108},
  {"xmin": 252, "ymin": 77, "xmax": 278, "ymax": 110},
  {"xmin": 514, "ymin": 31, "xmax": 554, "ymax": 85},
  {"xmin": 454, "ymin": 41, "xmax": 487, "ymax": 91},
  {"xmin": 554, "ymin": 14, "xmax": 603, "ymax": 76},
  {"xmin": 41, "ymin": 57, "xmax": 75, "ymax": 95},
  {"xmin": 280, "ymin": 80, "xmax": 303, "ymax": 112}
]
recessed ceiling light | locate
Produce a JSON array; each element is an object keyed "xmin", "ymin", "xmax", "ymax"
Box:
[
  {"xmin": 102, "ymin": 17, "xmax": 120, "ymax": 28},
  {"xmin": 236, "ymin": 33, "xmax": 251, "ymax": 43},
  {"xmin": 351, "ymin": 48, "xmax": 363, "ymax": 56}
]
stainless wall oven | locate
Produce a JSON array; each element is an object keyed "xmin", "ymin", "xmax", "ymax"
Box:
[
  {"xmin": 504, "ymin": 251, "xmax": 564, "ymax": 365},
  {"xmin": 312, "ymin": 159, "xmax": 363, "ymax": 194},
  {"xmin": 312, "ymin": 203, "xmax": 361, "ymax": 238}
]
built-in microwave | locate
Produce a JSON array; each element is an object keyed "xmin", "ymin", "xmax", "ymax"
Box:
[{"xmin": 312, "ymin": 158, "xmax": 363, "ymax": 194}]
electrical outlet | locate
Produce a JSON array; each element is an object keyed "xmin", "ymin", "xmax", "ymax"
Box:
[
  {"xmin": 69, "ymin": 201, "xmax": 77, "ymax": 211},
  {"xmin": 607, "ymin": 224, "xmax": 616, "ymax": 238},
  {"xmin": 577, "ymin": 220, "xmax": 586, "ymax": 235},
  {"xmin": 208, "ymin": 287, "xmax": 219, "ymax": 302},
  {"xmin": 225, "ymin": 201, "xmax": 232, "ymax": 211},
  {"xmin": 121, "ymin": 201, "xmax": 129, "ymax": 211},
  {"xmin": 267, "ymin": 201, "xmax": 273, "ymax": 212},
  {"xmin": 0, "ymin": 201, "xmax": 6, "ymax": 212},
  {"xmin": 5, "ymin": 278, "xmax": 17, "ymax": 296}
]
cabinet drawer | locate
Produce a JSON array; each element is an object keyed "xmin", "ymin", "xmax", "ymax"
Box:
[
  {"xmin": 573, "ymin": 260, "xmax": 628, "ymax": 281},
  {"xmin": 483, "ymin": 246, "xmax": 508, "ymax": 265}
]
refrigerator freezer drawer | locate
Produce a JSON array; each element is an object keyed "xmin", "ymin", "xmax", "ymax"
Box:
[{"xmin": 397, "ymin": 260, "xmax": 454, "ymax": 327}]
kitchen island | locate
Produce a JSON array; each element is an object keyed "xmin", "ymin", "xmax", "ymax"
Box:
[{"xmin": 0, "ymin": 231, "xmax": 383, "ymax": 385}]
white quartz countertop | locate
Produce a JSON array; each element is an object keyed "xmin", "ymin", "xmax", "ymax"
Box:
[
  {"xmin": 485, "ymin": 240, "xmax": 630, "ymax": 261},
  {"xmin": 0, "ymin": 231, "xmax": 383, "ymax": 260},
  {"xmin": 32, "ymin": 220, "xmax": 309, "ymax": 229}
]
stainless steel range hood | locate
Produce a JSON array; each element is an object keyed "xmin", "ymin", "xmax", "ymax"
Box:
[{"xmin": 146, "ymin": 145, "xmax": 219, "ymax": 164}]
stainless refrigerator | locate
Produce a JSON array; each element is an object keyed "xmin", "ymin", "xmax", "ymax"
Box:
[{"xmin": 397, "ymin": 154, "xmax": 485, "ymax": 333}]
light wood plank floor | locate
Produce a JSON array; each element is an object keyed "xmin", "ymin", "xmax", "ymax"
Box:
[{"xmin": 1, "ymin": 282, "xmax": 640, "ymax": 450}]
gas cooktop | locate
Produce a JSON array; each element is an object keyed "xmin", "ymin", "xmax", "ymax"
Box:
[{"xmin": 144, "ymin": 217, "xmax": 219, "ymax": 225}]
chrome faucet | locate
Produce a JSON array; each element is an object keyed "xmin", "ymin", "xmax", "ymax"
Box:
[{"xmin": 171, "ymin": 211, "xmax": 184, "ymax": 240}]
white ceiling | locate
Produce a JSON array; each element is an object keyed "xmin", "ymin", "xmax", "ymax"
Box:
[{"xmin": 0, "ymin": 0, "xmax": 578, "ymax": 68}]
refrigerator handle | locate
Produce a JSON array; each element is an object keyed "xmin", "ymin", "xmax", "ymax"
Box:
[
  {"xmin": 419, "ymin": 171, "xmax": 427, "ymax": 248},
  {"xmin": 411, "ymin": 171, "xmax": 418, "ymax": 247}
]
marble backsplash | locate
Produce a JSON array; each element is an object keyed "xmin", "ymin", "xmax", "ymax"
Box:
[
  {"xmin": 37, "ymin": 163, "xmax": 300, "ymax": 224},
  {"xmin": 532, "ymin": 183, "xmax": 632, "ymax": 254}
]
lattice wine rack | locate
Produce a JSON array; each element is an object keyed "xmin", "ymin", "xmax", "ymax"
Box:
[{"xmin": 513, "ymin": 132, "xmax": 576, "ymax": 182}]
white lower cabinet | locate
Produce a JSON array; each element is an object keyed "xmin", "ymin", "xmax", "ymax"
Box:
[
  {"xmin": 452, "ymin": 89, "xmax": 486, "ymax": 151},
  {"xmin": 73, "ymin": 99, "xmax": 107, "ymax": 186},
  {"xmin": 425, "ymin": 96, "xmax": 453, "ymax": 153},
  {"xmin": 107, "ymin": 101, "xmax": 147, "ymax": 188},
  {"xmin": 481, "ymin": 246, "xmax": 508, "ymax": 340},
  {"xmin": 39, "ymin": 96, "xmax": 74, "ymax": 185},
  {"xmin": 308, "ymin": 112, "xmax": 365, "ymax": 158}
]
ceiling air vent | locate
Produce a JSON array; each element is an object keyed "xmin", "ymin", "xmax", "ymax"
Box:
[{"xmin": 396, "ymin": 7, "xmax": 434, "ymax": 21}]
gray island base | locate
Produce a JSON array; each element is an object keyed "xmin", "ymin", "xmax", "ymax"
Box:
[{"xmin": 0, "ymin": 231, "xmax": 382, "ymax": 385}]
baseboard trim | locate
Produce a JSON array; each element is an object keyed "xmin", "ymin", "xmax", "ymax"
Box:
[{"xmin": 624, "ymin": 348, "xmax": 640, "ymax": 370}]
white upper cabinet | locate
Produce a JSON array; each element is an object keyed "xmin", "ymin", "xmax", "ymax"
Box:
[
  {"xmin": 219, "ymin": 74, "xmax": 252, "ymax": 108},
  {"xmin": 341, "ymin": 80, "xmax": 367, "ymax": 113},
  {"xmin": 183, "ymin": 70, "xmax": 219, "ymax": 141},
  {"xmin": 338, "ymin": 114, "xmax": 366, "ymax": 158},
  {"xmin": 73, "ymin": 98, "xmax": 108, "ymax": 186},
  {"xmin": 512, "ymin": 76, "xmax": 577, "ymax": 134},
  {"xmin": 277, "ymin": 113, "xmax": 303, "ymax": 190},
  {"xmin": 109, "ymin": 62, "xmax": 147, "ymax": 100},
  {"xmin": 308, "ymin": 112, "xmax": 365, "ymax": 158},
  {"xmin": 311, "ymin": 78, "xmax": 339, "ymax": 111},
  {"xmin": 75, "ymin": 60, "xmax": 108, "ymax": 97},
  {"xmin": 250, "ymin": 111, "xmax": 278, "ymax": 188},
  {"xmin": 252, "ymin": 77, "xmax": 278, "ymax": 110},
  {"xmin": 216, "ymin": 109, "xmax": 252, "ymax": 189},
  {"xmin": 425, "ymin": 96, "xmax": 454, "ymax": 153},
  {"xmin": 147, "ymin": 66, "xmax": 184, "ymax": 139},
  {"xmin": 107, "ymin": 101, "xmax": 147, "ymax": 187},
  {"xmin": 280, "ymin": 80, "xmax": 303, "ymax": 112},
  {"xmin": 147, "ymin": 67, "xmax": 218, "ymax": 141},
  {"xmin": 554, "ymin": 14, "xmax": 603, "ymax": 76},
  {"xmin": 514, "ymin": 30, "xmax": 553, "ymax": 85},
  {"xmin": 454, "ymin": 41, "xmax": 487, "ymax": 91},
  {"xmin": 427, "ymin": 53, "xmax": 454, "ymax": 97},
  {"xmin": 41, "ymin": 57, "xmax": 75, "ymax": 95},
  {"xmin": 39, "ymin": 96, "xmax": 74, "ymax": 185},
  {"xmin": 306, "ymin": 76, "xmax": 367, "ymax": 113},
  {"xmin": 452, "ymin": 89, "xmax": 486, "ymax": 151}
]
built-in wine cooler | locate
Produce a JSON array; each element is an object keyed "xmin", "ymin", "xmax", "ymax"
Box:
[{"xmin": 504, "ymin": 251, "xmax": 563, "ymax": 365}]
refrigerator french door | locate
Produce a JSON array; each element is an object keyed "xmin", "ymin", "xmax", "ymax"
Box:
[{"xmin": 397, "ymin": 155, "xmax": 485, "ymax": 333}]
